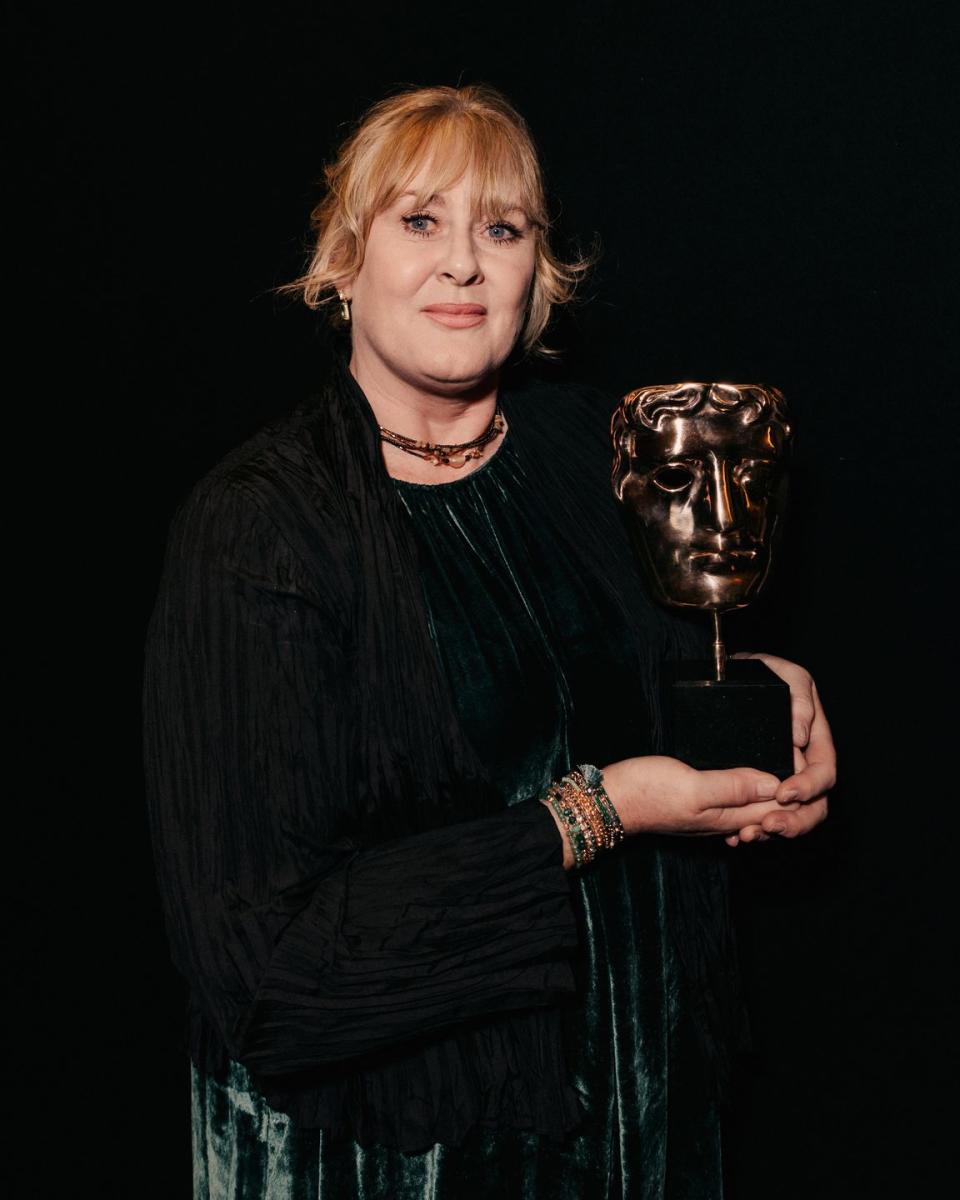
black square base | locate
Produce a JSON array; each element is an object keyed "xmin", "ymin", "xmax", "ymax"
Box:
[{"xmin": 662, "ymin": 658, "xmax": 794, "ymax": 780}]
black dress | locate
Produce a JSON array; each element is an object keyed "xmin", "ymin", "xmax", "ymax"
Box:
[{"xmin": 146, "ymin": 360, "xmax": 738, "ymax": 1198}]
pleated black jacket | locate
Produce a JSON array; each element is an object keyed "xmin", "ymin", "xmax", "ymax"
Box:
[{"xmin": 142, "ymin": 354, "xmax": 738, "ymax": 1151}]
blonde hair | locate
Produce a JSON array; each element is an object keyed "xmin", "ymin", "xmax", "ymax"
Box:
[{"xmin": 281, "ymin": 83, "xmax": 594, "ymax": 358}]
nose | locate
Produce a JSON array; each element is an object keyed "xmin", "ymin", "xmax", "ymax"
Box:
[
  {"xmin": 702, "ymin": 456, "xmax": 739, "ymax": 533},
  {"xmin": 437, "ymin": 224, "xmax": 483, "ymax": 287}
]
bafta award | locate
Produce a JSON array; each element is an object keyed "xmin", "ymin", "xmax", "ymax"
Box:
[{"xmin": 612, "ymin": 382, "xmax": 794, "ymax": 779}]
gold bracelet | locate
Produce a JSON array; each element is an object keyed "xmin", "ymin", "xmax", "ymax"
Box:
[
  {"xmin": 567, "ymin": 765, "xmax": 625, "ymax": 851},
  {"xmin": 540, "ymin": 764, "xmax": 625, "ymax": 869}
]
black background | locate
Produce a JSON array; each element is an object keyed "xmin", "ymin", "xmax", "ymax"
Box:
[{"xmin": 12, "ymin": 2, "xmax": 956, "ymax": 1196}]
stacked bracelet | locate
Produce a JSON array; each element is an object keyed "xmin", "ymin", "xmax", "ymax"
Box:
[{"xmin": 540, "ymin": 763, "xmax": 626, "ymax": 869}]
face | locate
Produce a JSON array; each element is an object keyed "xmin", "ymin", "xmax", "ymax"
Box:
[
  {"xmin": 343, "ymin": 166, "xmax": 537, "ymax": 395},
  {"xmin": 612, "ymin": 391, "xmax": 789, "ymax": 611}
]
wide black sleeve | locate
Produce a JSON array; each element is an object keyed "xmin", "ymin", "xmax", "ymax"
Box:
[{"xmin": 142, "ymin": 475, "xmax": 578, "ymax": 1078}]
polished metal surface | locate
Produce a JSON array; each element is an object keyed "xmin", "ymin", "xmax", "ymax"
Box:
[{"xmin": 611, "ymin": 381, "xmax": 792, "ymax": 629}]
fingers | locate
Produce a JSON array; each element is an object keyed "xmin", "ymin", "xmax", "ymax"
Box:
[
  {"xmin": 729, "ymin": 825, "xmax": 768, "ymax": 844},
  {"xmin": 775, "ymin": 690, "xmax": 837, "ymax": 805},
  {"xmin": 728, "ymin": 797, "xmax": 828, "ymax": 845},
  {"xmin": 775, "ymin": 760, "xmax": 834, "ymax": 805},
  {"xmin": 713, "ymin": 797, "xmax": 802, "ymax": 833},
  {"xmin": 736, "ymin": 651, "xmax": 816, "ymax": 748},
  {"xmin": 721, "ymin": 671, "xmax": 834, "ymax": 842},
  {"xmin": 700, "ymin": 766, "xmax": 782, "ymax": 808},
  {"xmin": 785, "ymin": 676, "xmax": 816, "ymax": 750},
  {"xmin": 805, "ymin": 680, "xmax": 837, "ymax": 786},
  {"xmin": 760, "ymin": 796, "xmax": 828, "ymax": 838}
]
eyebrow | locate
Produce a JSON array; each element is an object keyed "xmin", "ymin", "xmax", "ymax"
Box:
[
  {"xmin": 396, "ymin": 190, "xmax": 527, "ymax": 217},
  {"xmin": 398, "ymin": 191, "xmax": 445, "ymax": 205}
]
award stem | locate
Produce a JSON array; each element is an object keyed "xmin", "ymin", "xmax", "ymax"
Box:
[{"xmin": 712, "ymin": 611, "xmax": 726, "ymax": 682}]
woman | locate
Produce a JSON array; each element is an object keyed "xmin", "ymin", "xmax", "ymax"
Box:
[{"xmin": 143, "ymin": 84, "xmax": 833, "ymax": 1198}]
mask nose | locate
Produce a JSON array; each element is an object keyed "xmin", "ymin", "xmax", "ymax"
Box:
[{"xmin": 703, "ymin": 456, "xmax": 739, "ymax": 533}]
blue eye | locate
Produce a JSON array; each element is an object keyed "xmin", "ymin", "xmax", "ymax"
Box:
[
  {"xmin": 486, "ymin": 221, "xmax": 522, "ymax": 242},
  {"xmin": 401, "ymin": 212, "xmax": 436, "ymax": 237}
]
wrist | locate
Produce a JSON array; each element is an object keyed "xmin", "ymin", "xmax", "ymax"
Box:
[
  {"xmin": 540, "ymin": 765, "xmax": 625, "ymax": 871},
  {"xmin": 598, "ymin": 761, "xmax": 630, "ymax": 825}
]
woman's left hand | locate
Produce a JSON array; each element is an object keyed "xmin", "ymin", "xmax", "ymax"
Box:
[{"xmin": 724, "ymin": 653, "xmax": 836, "ymax": 846}]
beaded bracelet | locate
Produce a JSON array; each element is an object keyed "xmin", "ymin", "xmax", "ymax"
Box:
[
  {"xmin": 570, "ymin": 764, "xmax": 626, "ymax": 850},
  {"xmin": 541, "ymin": 779, "xmax": 590, "ymax": 867},
  {"xmin": 540, "ymin": 763, "xmax": 625, "ymax": 869}
]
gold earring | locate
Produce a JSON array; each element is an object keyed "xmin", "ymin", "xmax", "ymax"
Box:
[{"xmin": 338, "ymin": 291, "xmax": 351, "ymax": 323}]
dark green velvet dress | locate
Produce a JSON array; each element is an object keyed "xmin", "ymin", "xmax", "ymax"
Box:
[{"xmin": 190, "ymin": 416, "xmax": 727, "ymax": 1198}]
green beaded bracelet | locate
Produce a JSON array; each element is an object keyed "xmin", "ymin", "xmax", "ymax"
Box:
[{"xmin": 540, "ymin": 764, "xmax": 626, "ymax": 868}]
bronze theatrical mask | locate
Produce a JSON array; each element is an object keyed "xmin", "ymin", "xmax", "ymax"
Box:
[
  {"xmin": 612, "ymin": 382, "xmax": 791, "ymax": 678},
  {"xmin": 611, "ymin": 381, "xmax": 794, "ymax": 776}
]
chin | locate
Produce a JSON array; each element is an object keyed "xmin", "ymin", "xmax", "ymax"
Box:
[
  {"xmin": 419, "ymin": 348, "xmax": 501, "ymax": 389},
  {"xmin": 688, "ymin": 572, "xmax": 761, "ymax": 610}
]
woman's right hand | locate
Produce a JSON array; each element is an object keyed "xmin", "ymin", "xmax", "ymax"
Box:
[
  {"xmin": 543, "ymin": 756, "xmax": 801, "ymax": 868},
  {"xmin": 600, "ymin": 755, "xmax": 799, "ymax": 838}
]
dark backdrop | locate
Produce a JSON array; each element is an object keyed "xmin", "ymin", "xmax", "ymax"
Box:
[{"xmin": 12, "ymin": 2, "xmax": 956, "ymax": 1196}]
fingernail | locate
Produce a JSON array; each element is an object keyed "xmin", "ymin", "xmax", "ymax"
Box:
[
  {"xmin": 768, "ymin": 823, "xmax": 786, "ymax": 834},
  {"xmin": 794, "ymin": 723, "xmax": 809, "ymax": 745},
  {"xmin": 757, "ymin": 780, "xmax": 778, "ymax": 799},
  {"xmin": 778, "ymin": 789, "xmax": 800, "ymax": 805}
]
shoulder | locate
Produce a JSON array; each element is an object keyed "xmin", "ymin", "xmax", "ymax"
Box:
[
  {"xmin": 169, "ymin": 400, "xmax": 349, "ymax": 554},
  {"xmin": 151, "ymin": 408, "xmax": 363, "ymax": 635},
  {"xmin": 199, "ymin": 405, "xmax": 331, "ymax": 508}
]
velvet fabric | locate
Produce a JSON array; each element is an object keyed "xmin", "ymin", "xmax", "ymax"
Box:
[{"xmin": 146, "ymin": 355, "xmax": 742, "ymax": 1197}]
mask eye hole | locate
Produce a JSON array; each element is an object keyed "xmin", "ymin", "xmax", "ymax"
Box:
[{"xmin": 651, "ymin": 464, "xmax": 695, "ymax": 493}]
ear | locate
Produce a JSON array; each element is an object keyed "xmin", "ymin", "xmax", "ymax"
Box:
[{"xmin": 330, "ymin": 263, "xmax": 357, "ymax": 301}]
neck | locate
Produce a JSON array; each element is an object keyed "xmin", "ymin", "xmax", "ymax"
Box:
[
  {"xmin": 348, "ymin": 345, "xmax": 499, "ymax": 444},
  {"xmin": 346, "ymin": 346, "xmax": 508, "ymax": 485}
]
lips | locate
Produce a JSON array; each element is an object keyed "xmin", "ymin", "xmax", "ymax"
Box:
[
  {"xmin": 422, "ymin": 303, "xmax": 487, "ymax": 328},
  {"xmin": 689, "ymin": 549, "xmax": 759, "ymax": 575}
]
